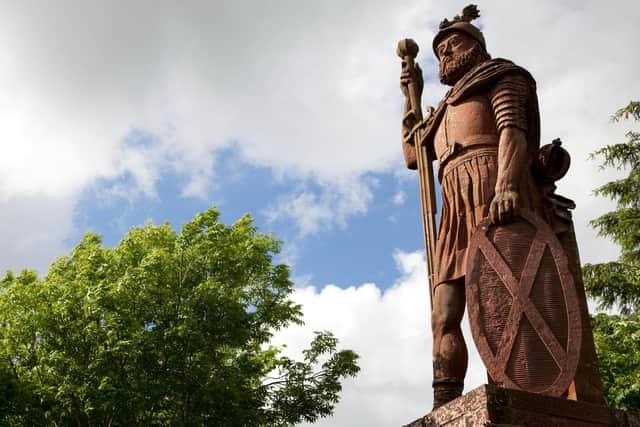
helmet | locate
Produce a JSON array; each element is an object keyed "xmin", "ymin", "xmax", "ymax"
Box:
[{"xmin": 432, "ymin": 5, "xmax": 486, "ymax": 58}]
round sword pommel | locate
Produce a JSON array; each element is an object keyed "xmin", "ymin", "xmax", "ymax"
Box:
[{"xmin": 396, "ymin": 38, "xmax": 419, "ymax": 59}]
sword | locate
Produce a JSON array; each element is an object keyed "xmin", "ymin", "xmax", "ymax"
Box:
[{"xmin": 397, "ymin": 38, "xmax": 438, "ymax": 309}]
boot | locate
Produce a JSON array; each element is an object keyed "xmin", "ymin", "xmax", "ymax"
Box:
[{"xmin": 432, "ymin": 377, "xmax": 464, "ymax": 410}]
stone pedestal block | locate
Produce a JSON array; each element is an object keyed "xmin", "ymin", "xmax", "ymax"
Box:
[{"xmin": 405, "ymin": 384, "xmax": 640, "ymax": 427}]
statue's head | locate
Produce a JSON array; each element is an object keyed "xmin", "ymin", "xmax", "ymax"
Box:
[{"xmin": 433, "ymin": 4, "xmax": 490, "ymax": 86}]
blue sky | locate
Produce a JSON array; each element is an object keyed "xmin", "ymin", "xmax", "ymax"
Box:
[
  {"xmin": 1, "ymin": 1, "xmax": 639, "ymax": 425},
  {"xmin": 72, "ymin": 142, "xmax": 427, "ymax": 288}
]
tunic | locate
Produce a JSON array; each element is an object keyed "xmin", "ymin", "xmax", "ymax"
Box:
[{"xmin": 416, "ymin": 59, "xmax": 542, "ymax": 287}]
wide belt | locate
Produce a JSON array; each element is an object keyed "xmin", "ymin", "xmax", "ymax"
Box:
[
  {"xmin": 437, "ymin": 134, "xmax": 497, "ymax": 165},
  {"xmin": 438, "ymin": 134, "xmax": 498, "ymax": 180}
]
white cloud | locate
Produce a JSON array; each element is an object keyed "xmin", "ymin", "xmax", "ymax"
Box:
[
  {"xmin": 392, "ymin": 190, "xmax": 407, "ymax": 206},
  {"xmin": 476, "ymin": 1, "xmax": 639, "ymax": 264},
  {"xmin": 1, "ymin": 0, "xmax": 636, "ymax": 271},
  {"xmin": 0, "ymin": 0, "xmax": 412, "ymax": 267},
  {"xmin": 0, "ymin": 1, "xmax": 636, "ymax": 421},
  {"xmin": 277, "ymin": 241, "xmax": 303, "ymax": 273},
  {"xmin": 0, "ymin": 195, "xmax": 74, "ymax": 274},
  {"xmin": 263, "ymin": 177, "xmax": 373, "ymax": 237},
  {"xmin": 273, "ymin": 250, "xmax": 485, "ymax": 426},
  {"xmin": 0, "ymin": 1, "xmax": 411, "ymax": 200}
]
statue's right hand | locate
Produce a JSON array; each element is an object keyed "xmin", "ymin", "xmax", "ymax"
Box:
[{"xmin": 400, "ymin": 62, "xmax": 423, "ymax": 98}]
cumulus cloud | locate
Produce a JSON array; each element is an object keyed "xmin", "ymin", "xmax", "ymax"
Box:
[
  {"xmin": 0, "ymin": 0, "xmax": 637, "ymax": 272},
  {"xmin": 0, "ymin": 2, "xmax": 636, "ymax": 423},
  {"xmin": 476, "ymin": 1, "xmax": 637, "ymax": 264},
  {"xmin": 264, "ymin": 177, "xmax": 373, "ymax": 237},
  {"xmin": 0, "ymin": 0, "xmax": 408, "ymax": 268},
  {"xmin": 273, "ymin": 250, "xmax": 485, "ymax": 426},
  {"xmin": 0, "ymin": 1, "xmax": 411, "ymax": 198},
  {"xmin": 0, "ymin": 195, "xmax": 74, "ymax": 274}
]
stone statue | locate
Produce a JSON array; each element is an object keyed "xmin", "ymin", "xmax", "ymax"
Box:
[{"xmin": 398, "ymin": 4, "xmax": 605, "ymax": 409}]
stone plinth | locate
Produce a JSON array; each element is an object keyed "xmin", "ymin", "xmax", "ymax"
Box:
[{"xmin": 405, "ymin": 384, "xmax": 640, "ymax": 427}]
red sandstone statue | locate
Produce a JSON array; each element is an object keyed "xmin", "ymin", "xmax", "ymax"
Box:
[{"xmin": 398, "ymin": 5, "xmax": 605, "ymax": 409}]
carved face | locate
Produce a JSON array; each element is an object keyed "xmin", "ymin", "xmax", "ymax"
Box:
[{"xmin": 437, "ymin": 32, "xmax": 486, "ymax": 86}]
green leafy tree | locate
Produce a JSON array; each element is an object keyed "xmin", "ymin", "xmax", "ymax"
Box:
[
  {"xmin": 0, "ymin": 207, "xmax": 359, "ymax": 426},
  {"xmin": 584, "ymin": 101, "xmax": 640, "ymax": 411}
]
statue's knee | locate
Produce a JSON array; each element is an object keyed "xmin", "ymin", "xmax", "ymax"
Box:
[
  {"xmin": 431, "ymin": 311, "xmax": 444, "ymax": 336},
  {"xmin": 432, "ymin": 283, "xmax": 465, "ymax": 336},
  {"xmin": 432, "ymin": 310, "xmax": 460, "ymax": 336}
]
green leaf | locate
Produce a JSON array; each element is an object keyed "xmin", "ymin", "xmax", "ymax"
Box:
[
  {"xmin": 586, "ymin": 101, "xmax": 640, "ymax": 411},
  {"xmin": 0, "ymin": 206, "xmax": 359, "ymax": 425}
]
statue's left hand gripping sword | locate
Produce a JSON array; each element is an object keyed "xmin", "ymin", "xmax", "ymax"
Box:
[{"xmin": 397, "ymin": 38, "xmax": 438, "ymax": 309}]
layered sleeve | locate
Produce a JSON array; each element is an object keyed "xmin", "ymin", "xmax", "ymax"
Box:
[{"xmin": 488, "ymin": 72, "xmax": 530, "ymax": 133}]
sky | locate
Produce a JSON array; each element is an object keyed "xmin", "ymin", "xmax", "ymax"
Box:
[{"xmin": 1, "ymin": 0, "xmax": 639, "ymax": 425}]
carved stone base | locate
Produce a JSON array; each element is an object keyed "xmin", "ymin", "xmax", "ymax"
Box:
[{"xmin": 404, "ymin": 384, "xmax": 640, "ymax": 427}]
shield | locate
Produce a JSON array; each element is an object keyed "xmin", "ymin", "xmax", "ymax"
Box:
[{"xmin": 465, "ymin": 210, "xmax": 581, "ymax": 396}]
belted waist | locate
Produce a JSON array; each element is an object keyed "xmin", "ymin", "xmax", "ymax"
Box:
[
  {"xmin": 437, "ymin": 134, "xmax": 497, "ymax": 164},
  {"xmin": 439, "ymin": 145, "xmax": 499, "ymax": 181}
]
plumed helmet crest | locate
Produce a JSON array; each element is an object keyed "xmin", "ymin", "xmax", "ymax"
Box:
[
  {"xmin": 433, "ymin": 4, "xmax": 486, "ymax": 58},
  {"xmin": 440, "ymin": 4, "xmax": 481, "ymax": 29}
]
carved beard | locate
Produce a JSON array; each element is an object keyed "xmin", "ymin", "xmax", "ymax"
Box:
[{"xmin": 439, "ymin": 43, "xmax": 487, "ymax": 86}]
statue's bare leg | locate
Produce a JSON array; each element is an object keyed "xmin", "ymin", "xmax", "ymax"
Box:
[{"xmin": 431, "ymin": 279, "xmax": 467, "ymax": 409}]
